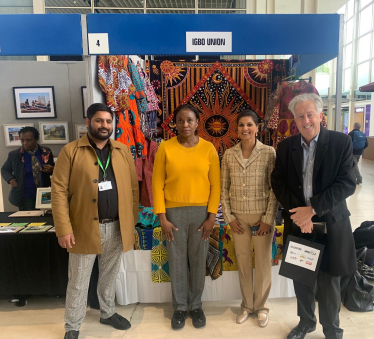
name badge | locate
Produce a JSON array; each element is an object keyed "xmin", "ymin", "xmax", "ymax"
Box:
[{"xmin": 98, "ymin": 181, "xmax": 112, "ymax": 191}]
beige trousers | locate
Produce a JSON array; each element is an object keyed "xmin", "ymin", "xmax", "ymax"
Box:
[{"xmin": 232, "ymin": 213, "xmax": 273, "ymax": 314}]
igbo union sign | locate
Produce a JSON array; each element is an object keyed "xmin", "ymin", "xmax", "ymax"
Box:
[{"xmin": 186, "ymin": 32, "xmax": 232, "ymax": 53}]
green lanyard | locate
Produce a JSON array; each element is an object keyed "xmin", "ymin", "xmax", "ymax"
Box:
[{"xmin": 97, "ymin": 151, "xmax": 111, "ymax": 181}]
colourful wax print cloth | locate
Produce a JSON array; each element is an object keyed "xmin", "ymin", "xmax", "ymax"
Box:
[
  {"xmin": 128, "ymin": 59, "xmax": 148, "ymax": 116},
  {"xmin": 151, "ymin": 227, "xmax": 170, "ymax": 283},
  {"xmin": 137, "ymin": 205, "xmax": 160, "ymax": 228},
  {"xmin": 137, "ymin": 61, "xmax": 159, "ymax": 112},
  {"xmin": 134, "ymin": 227, "xmax": 153, "ymax": 250},
  {"xmin": 98, "ymin": 55, "xmax": 147, "ymax": 159},
  {"xmin": 147, "ymin": 59, "xmax": 288, "ymax": 151},
  {"xmin": 206, "ymin": 224, "xmax": 222, "ymax": 280}
]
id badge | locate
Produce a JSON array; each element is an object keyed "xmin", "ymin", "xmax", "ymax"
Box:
[{"xmin": 98, "ymin": 181, "xmax": 112, "ymax": 191}]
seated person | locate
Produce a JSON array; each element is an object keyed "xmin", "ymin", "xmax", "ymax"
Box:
[{"xmin": 1, "ymin": 127, "xmax": 54, "ymax": 210}]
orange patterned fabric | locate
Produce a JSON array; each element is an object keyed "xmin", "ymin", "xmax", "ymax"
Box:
[{"xmin": 98, "ymin": 55, "xmax": 147, "ymax": 159}]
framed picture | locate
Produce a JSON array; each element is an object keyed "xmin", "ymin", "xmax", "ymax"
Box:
[
  {"xmin": 13, "ymin": 86, "xmax": 56, "ymax": 119},
  {"xmin": 3, "ymin": 123, "xmax": 34, "ymax": 147},
  {"xmin": 39, "ymin": 121, "xmax": 69, "ymax": 145},
  {"xmin": 81, "ymin": 86, "xmax": 88, "ymax": 118},
  {"xmin": 35, "ymin": 187, "xmax": 52, "ymax": 210},
  {"xmin": 75, "ymin": 124, "xmax": 87, "ymax": 139}
]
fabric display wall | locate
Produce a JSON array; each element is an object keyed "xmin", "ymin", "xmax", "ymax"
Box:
[{"xmin": 147, "ymin": 59, "xmax": 288, "ymax": 158}]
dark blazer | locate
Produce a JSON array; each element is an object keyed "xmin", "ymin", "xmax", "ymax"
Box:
[
  {"xmin": 271, "ymin": 126, "xmax": 357, "ymax": 277},
  {"xmin": 1, "ymin": 145, "xmax": 54, "ymax": 208}
]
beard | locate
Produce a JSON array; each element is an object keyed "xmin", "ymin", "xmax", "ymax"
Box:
[{"xmin": 88, "ymin": 124, "xmax": 113, "ymax": 140}]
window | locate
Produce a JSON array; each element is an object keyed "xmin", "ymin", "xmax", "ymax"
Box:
[
  {"xmin": 347, "ymin": 0, "xmax": 354, "ymax": 18},
  {"xmin": 359, "ymin": 5, "xmax": 373, "ymax": 35},
  {"xmin": 346, "ymin": 19, "xmax": 354, "ymax": 43},
  {"xmin": 357, "ymin": 62, "xmax": 370, "ymax": 87},
  {"xmin": 358, "ymin": 34, "xmax": 371, "ymax": 62},
  {"xmin": 345, "ymin": 43, "xmax": 353, "ymax": 68},
  {"xmin": 344, "ymin": 68, "xmax": 351, "ymax": 92},
  {"xmin": 360, "ymin": 0, "xmax": 372, "ymax": 9}
]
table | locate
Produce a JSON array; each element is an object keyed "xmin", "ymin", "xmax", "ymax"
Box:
[{"xmin": 0, "ymin": 212, "xmax": 68, "ymax": 298}]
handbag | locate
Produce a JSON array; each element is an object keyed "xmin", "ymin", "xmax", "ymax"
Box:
[{"xmin": 340, "ymin": 247, "xmax": 374, "ymax": 312}]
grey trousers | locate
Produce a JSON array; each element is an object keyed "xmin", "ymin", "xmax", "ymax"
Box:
[
  {"xmin": 294, "ymin": 270, "xmax": 343, "ymax": 339},
  {"xmin": 166, "ymin": 206, "xmax": 209, "ymax": 311},
  {"xmin": 64, "ymin": 220, "xmax": 123, "ymax": 332},
  {"xmin": 353, "ymin": 154, "xmax": 362, "ymax": 183}
]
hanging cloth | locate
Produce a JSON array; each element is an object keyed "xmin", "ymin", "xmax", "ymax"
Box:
[{"xmin": 98, "ymin": 55, "xmax": 147, "ymax": 159}]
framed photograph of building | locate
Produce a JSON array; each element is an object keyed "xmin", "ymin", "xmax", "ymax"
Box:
[
  {"xmin": 75, "ymin": 124, "xmax": 87, "ymax": 139},
  {"xmin": 3, "ymin": 123, "xmax": 35, "ymax": 147},
  {"xmin": 13, "ymin": 86, "xmax": 56, "ymax": 119},
  {"xmin": 39, "ymin": 121, "xmax": 69, "ymax": 145},
  {"xmin": 81, "ymin": 86, "xmax": 88, "ymax": 118},
  {"xmin": 35, "ymin": 187, "xmax": 52, "ymax": 210}
]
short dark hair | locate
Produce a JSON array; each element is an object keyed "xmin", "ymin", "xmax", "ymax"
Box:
[
  {"xmin": 237, "ymin": 110, "xmax": 259, "ymax": 126},
  {"xmin": 173, "ymin": 104, "xmax": 200, "ymax": 122},
  {"xmin": 86, "ymin": 103, "xmax": 113, "ymax": 121},
  {"xmin": 19, "ymin": 126, "xmax": 39, "ymax": 139}
]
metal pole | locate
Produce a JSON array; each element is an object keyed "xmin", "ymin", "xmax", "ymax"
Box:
[{"xmin": 335, "ymin": 14, "xmax": 344, "ymax": 131}]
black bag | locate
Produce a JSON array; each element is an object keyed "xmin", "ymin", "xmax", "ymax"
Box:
[{"xmin": 340, "ymin": 247, "xmax": 374, "ymax": 312}]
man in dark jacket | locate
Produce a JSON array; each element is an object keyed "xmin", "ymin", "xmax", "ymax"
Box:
[
  {"xmin": 1, "ymin": 126, "xmax": 54, "ymax": 210},
  {"xmin": 348, "ymin": 122, "xmax": 368, "ymax": 184},
  {"xmin": 271, "ymin": 93, "xmax": 356, "ymax": 339}
]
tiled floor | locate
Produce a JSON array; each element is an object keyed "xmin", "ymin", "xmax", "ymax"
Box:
[{"xmin": 1, "ymin": 159, "xmax": 373, "ymax": 339}]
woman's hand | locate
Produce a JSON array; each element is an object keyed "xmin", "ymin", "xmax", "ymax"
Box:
[
  {"xmin": 42, "ymin": 164, "xmax": 54, "ymax": 174},
  {"xmin": 229, "ymin": 219, "xmax": 244, "ymax": 235},
  {"xmin": 198, "ymin": 213, "xmax": 216, "ymax": 241},
  {"xmin": 256, "ymin": 221, "xmax": 271, "ymax": 236},
  {"xmin": 159, "ymin": 213, "xmax": 178, "ymax": 241}
]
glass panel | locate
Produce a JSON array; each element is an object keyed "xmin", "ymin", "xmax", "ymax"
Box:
[
  {"xmin": 45, "ymin": 0, "xmax": 89, "ymax": 7},
  {"xmin": 1, "ymin": 0, "xmax": 32, "ymax": 5},
  {"xmin": 0, "ymin": 6, "xmax": 33, "ymax": 13},
  {"xmin": 96, "ymin": 0, "xmax": 143, "ymax": 8},
  {"xmin": 345, "ymin": 43, "xmax": 352, "ymax": 68},
  {"xmin": 316, "ymin": 73, "xmax": 330, "ymax": 96},
  {"xmin": 360, "ymin": 0, "xmax": 372, "ymax": 9},
  {"xmin": 347, "ymin": 0, "xmax": 354, "ymax": 18},
  {"xmin": 198, "ymin": 10, "xmax": 246, "ymax": 13},
  {"xmin": 344, "ymin": 68, "xmax": 351, "ymax": 92},
  {"xmin": 46, "ymin": 8, "xmax": 91, "ymax": 13},
  {"xmin": 372, "ymin": 60, "xmax": 374, "ymax": 82},
  {"xmin": 358, "ymin": 34, "xmax": 371, "ymax": 62},
  {"xmin": 346, "ymin": 19, "xmax": 353, "ymax": 43},
  {"xmin": 0, "ymin": 56, "xmax": 36, "ymax": 61},
  {"xmin": 147, "ymin": 9, "xmax": 194, "ymax": 13},
  {"xmin": 199, "ymin": 0, "xmax": 246, "ymax": 9},
  {"xmin": 357, "ymin": 61, "xmax": 370, "ymax": 87},
  {"xmin": 95, "ymin": 8, "xmax": 144, "ymax": 13},
  {"xmin": 359, "ymin": 5, "xmax": 372, "ymax": 35},
  {"xmin": 337, "ymin": 4, "xmax": 346, "ymax": 15},
  {"xmin": 147, "ymin": 0, "xmax": 194, "ymax": 8}
]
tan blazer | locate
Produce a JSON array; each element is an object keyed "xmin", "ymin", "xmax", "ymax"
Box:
[
  {"xmin": 51, "ymin": 134, "xmax": 139, "ymax": 254},
  {"xmin": 221, "ymin": 140, "xmax": 278, "ymax": 226}
]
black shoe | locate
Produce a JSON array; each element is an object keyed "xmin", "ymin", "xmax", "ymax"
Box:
[
  {"xmin": 171, "ymin": 310, "xmax": 187, "ymax": 330},
  {"xmin": 100, "ymin": 313, "xmax": 131, "ymax": 330},
  {"xmin": 16, "ymin": 298, "xmax": 26, "ymax": 307},
  {"xmin": 190, "ymin": 308, "xmax": 206, "ymax": 329},
  {"xmin": 64, "ymin": 331, "xmax": 79, "ymax": 339},
  {"xmin": 287, "ymin": 324, "xmax": 316, "ymax": 339}
]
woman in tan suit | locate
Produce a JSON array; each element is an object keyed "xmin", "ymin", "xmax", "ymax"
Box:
[{"xmin": 221, "ymin": 110, "xmax": 278, "ymax": 328}]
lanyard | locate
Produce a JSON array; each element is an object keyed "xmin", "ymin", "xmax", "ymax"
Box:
[{"xmin": 97, "ymin": 151, "xmax": 111, "ymax": 181}]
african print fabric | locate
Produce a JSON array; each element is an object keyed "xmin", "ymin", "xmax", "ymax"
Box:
[
  {"xmin": 147, "ymin": 59, "xmax": 288, "ymax": 150},
  {"xmin": 151, "ymin": 227, "xmax": 170, "ymax": 283},
  {"xmin": 206, "ymin": 224, "xmax": 222, "ymax": 280},
  {"xmin": 134, "ymin": 227, "xmax": 153, "ymax": 250},
  {"xmin": 98, "ymin": 55, "xmax": 147, "ymax": 159}
]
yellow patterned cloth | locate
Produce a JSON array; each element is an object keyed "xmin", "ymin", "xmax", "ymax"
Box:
[{"xmin": 151, "ymin": 227, "xmax": 170, "ymax": 283}]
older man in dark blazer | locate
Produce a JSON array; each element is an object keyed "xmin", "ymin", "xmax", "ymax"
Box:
[{"xmin": 271, "ymin": 93, "xmax": 357, "ymax": 339}]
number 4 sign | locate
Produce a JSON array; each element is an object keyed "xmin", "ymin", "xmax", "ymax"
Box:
[{"xmin": 88, "ymin": 33, "xmax": 109, "ymax": 54}]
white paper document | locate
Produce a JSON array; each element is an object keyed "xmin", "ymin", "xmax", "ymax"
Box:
[
  {"xmin": 8, "ymin": 210, "xmax": 45, "ymax": 217},
  {"xmin": 284, "ymin": 241, "xmax": 320, "ymax": 272}
]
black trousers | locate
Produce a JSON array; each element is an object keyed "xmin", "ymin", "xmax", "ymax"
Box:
[{"xmin": 294, "ymin": 270, "xmax": 343, "ymax": 339}]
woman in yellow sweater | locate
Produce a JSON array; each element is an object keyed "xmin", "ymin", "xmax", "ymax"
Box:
[{"xmin": 152, "ymin": 104, "xmax": 220, "ymax": 331}]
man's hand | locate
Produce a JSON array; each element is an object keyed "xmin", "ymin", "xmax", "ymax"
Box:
[
  {"xmin": 256, "ymin": 221, "xmax": 271, "ymax": 236},
  {"xmin": 198, "ymin": 213, "xmax": 216, "ymax": 241},
  {"xmin": 159, "ymin": 213, "xmax": 178, "ymax": 241},
  {"xmin": 299, "ymin": 220, "xmax": 314, "ymax": 234},
  {"xmin": 58, "ymin": 234, "xmax": 75, "ymax": 249},
  {"xmin": 42, "ymin": 164, "xmax": 54, "ymax": 174},
  {"xmin": 9, "ymin": 179, "xmax": 17, "ymax": 188},
  {"xmin": 289, "ymin": 206, "xmax": 315, "ymax": 226},
  {"xmin": 229, "ymin": 219, "xmax": 244, "ymax": 235}
]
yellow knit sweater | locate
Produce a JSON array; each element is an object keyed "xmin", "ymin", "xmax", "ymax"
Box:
[{"xmin": 152, "ymin": 137, "xmax": 221, "ymax": 214}]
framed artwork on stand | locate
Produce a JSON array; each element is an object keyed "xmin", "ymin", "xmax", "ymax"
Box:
[
  {"xmin": 35, "ymin": 187, "xmax": 52, "ymax": 210},
  {"xmin": 13, "ymin": 86, "xmax": 56, "ymax": 119},
  {"xmin": 75, "ymin": 124, "xmax": 87, "ymax": 139},
  {"xmin": 39, "ymin": 121, "xmax": 69, "ymax": 145},
  {"xmin": 81, "ymin": 86, "xmax": 88, "ymax": 118},
  {"xmin": 3, "ymin": 123, "xmax": 35, "ymax": 147}
]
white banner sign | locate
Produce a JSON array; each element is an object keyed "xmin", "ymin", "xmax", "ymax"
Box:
[
  {"xmin": 284, "ymin": 241, "xmax": 321, "ymax": 272},
  {"xmin": 186, "ymin": 32, "xmax": 232, "ymax": 53}
]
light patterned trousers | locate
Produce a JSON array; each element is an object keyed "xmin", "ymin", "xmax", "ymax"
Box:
[{"xmin": 64, "ymin": 220, "xmax": 123, "ymax": 332}]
